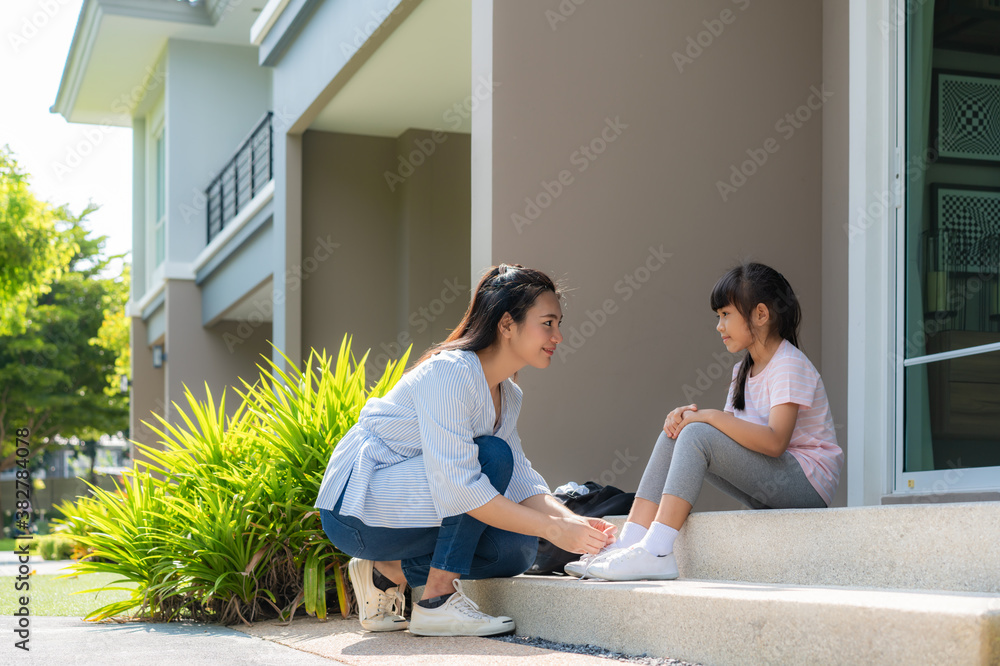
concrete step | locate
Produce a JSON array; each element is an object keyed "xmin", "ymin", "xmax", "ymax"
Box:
[
  {"xmin": 604, "ymin": 501, "xmax": 1000, "ymax": 593},
  {"xmin": 460, "ymin": 575, "xmax": 1000, "ymax": 666}
]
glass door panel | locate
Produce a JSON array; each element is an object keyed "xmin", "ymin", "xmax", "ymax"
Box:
[{"xmin": 899, "ymin": 0, "xmax": 1000, "ymax": 492}]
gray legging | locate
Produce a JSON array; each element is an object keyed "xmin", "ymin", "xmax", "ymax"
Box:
[{"xmin": 635, "ymin": 422, "xmax": 826, "ymax": 509}]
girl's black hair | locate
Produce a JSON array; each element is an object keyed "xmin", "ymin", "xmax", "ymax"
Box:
[
  {"xmin": 710, "ymin": 262, "xmax": 801, "ymax": 411},
  {"xmin": 412, "ymin": 264, "xmax": 560, "ymax": 368}
]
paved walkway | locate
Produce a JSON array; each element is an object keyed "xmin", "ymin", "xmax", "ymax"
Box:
[{"xmin": 0, "ymin": 553, "xmax": 610, "ymax": 665}]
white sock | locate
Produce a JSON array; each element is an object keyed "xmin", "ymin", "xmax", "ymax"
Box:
[
  {"xmin": 615, "ymin": 522, "xmax": 648, "ymax": 549},
  {"xmin": 637, "ymin": 522, "xmax": 679, "ymax": 556}
]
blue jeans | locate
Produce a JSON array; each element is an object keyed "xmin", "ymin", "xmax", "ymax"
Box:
[{"xmin": 319, "ymin": 435, "xmax": 538, "ymax": 588}]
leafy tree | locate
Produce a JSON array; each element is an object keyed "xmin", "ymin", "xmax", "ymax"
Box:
[
  {"xmin": 0, "ymin": 216, "xmax": 130, "ymax": 481},
  {"xmin": 0, "ymin": 146, "xmax": 77, "ymax": 337}
]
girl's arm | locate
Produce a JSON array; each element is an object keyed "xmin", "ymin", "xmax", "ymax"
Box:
[{"xmin": 674, "ymin": 403, "xmax": 799, "ymax": 457}]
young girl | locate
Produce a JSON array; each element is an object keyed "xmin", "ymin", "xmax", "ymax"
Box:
[
  {"xmin": 567, "ymin": 261, "xmax": 843, "ymax": 581},
  {"xmin": 315, "ymin": 265, "xmax": 616, "ymax": 635}
]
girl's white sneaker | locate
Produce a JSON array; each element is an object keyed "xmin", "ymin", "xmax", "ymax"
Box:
[
  {"xmin": 564, "ymin": 546, "xmax": 619, "ymax": 578},
  {"xmin": 585, "ymin": 546, "xmax": 678, "ymax": 581}
]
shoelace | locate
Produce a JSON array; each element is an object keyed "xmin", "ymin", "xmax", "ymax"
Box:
[
  {"xmin": 371, "ymin": 586, "xmax": 405, "ymax": 618},
  {"xmin": 449, "ymin": 580, "xmax": 492, "ymax": 620}
]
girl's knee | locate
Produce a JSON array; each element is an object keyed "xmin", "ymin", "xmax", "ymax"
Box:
[{"xmin": 676, "ymin": 422, "xmax": 718, "ymax": 446}]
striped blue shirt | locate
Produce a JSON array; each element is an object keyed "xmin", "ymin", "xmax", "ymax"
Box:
[{"xmin": 314, "ymin": 349, "xmax": 551, "ymax": 528}]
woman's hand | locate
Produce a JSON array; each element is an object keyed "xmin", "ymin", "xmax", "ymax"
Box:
[
  {"xmin": 587, "ymin": 517, "xmax": 618, "ymax": 546},
  {"xmin": 663, "ymin": 403, "xmax": 698, "ymax": 439},
  {"xmin": 546, "ymin": 516, "xmax": 611, "ymax": 555}
]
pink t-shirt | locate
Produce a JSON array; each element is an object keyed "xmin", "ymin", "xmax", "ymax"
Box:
[{"xmin": 724, "ymin": 339, "xmax": 843, "ymax": 506}]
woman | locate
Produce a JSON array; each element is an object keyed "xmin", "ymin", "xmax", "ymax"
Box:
[{"xmin": 315, "ymin": 264, "xmax": 616, "ymax": 637}]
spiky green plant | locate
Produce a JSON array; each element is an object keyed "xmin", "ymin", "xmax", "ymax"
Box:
[{"xmin": 55, "ymin": 336, "xmax": 409, "ymax": 624}]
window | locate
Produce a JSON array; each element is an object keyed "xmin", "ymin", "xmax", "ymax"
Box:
[
  {"xmin": 154, "ymin": 130, "xmax": 165, "ymax": 267},
  {"xmin": 899, "ymin": 0, "xmax": 1000, "ymax": 489}
]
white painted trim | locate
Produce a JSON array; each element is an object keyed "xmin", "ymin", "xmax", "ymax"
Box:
[
  {"xmin": 893, "ymin": 3, "xmax": 907, "ymax": 499},
  {"xmin": 161, "ymin": 262, "xmax": 196, "ymax": 281},
  {"xmin": 192, "ymin": 180, "xmax": 275, "ymax": 274},
  {"xmin": 129, "ymin": 280, "xmax": 165, "ymax": 318},
  {"xmin": 51, "ymin": 0, "xmax": 102, "ymax": 121},
  {"xmin": 250, "ymin": 0, "xmax": 291, "ymax": 46},
  {"xmin": 847, "ymin": 0, "xmax": 895, "ymax": 507},
  {"xmin": 902, "ymin": 341, "xmax": 1000, "ymax": 366},
  {"xmin": 470, "ymin": 0, "xmax": 493, "ymax": 284}
]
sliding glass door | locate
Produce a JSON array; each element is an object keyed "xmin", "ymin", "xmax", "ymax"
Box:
[{"xmin": 898, "ymin": 0, "xmax": 1000, "ymax": 494}]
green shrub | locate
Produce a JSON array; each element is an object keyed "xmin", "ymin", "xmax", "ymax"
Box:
[
  {"xmin": 56, "ymin": 336, "xmax": 408, "ymax": 625},
  {"xmin": 36, "ymin": 534, "xmax": 77, "ymax": 560}
]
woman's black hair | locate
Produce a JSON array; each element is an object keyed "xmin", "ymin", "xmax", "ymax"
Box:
[
  {"xmin": 412, "ymin": 264, "xmax": 560, "ymax": 368},
  {"xmin": 710, "ymin": 262, "xmax": 801, "ymax": 411}
]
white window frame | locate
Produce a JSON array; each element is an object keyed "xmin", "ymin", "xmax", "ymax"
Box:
[
  {"xmin": 892, "ymin": 2, "xmax": 1000, "ymax": 496},
  {"xmin": 147, "ymin": 104, "xmax": 166, "ymax": 285}
]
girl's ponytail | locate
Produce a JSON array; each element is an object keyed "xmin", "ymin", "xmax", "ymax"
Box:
[{"xmin": 710, "ymin": 262, "xmax": 802, "ymax": 412}]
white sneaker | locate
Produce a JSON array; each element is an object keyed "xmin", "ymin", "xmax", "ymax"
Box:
[
  {"xmin": 585, "ymin": 546, "xmax": 679, "ymax": 581},
  {"xmin": 347, "ymin": 558, "xmax": 408, "ymax": 632},
  {"xmin": 408, "ymin": 579, "xmax": 515, "ymax": 637},
  {"xmin": 564, "ymin": 545, "xmax": 620, "ymax": 578}
]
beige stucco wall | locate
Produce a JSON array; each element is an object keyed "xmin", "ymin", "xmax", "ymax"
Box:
[
  {"xmin": 488, "ymin": 0, "xmax": 838, "ymax": 510},
  {"xmin": 300, "ymin": 129, "xmax": 471, "ymax": 373},
  {"xmin": 129, "ymin": 316, "xmax": 165, "ymax": 460},
  {"xmin": 159, "ymin": 280, "xmax": 273, "ymax": 439}
]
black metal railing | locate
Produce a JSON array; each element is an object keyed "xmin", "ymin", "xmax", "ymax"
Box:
[{"xmin": 206, "ymin": 111, "xmax": 273, "ymax": 243}]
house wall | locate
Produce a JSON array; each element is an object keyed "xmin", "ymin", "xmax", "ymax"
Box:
[
  {"xmin": 487, "ymin": 0, "xmax": 832, "ymax": 510},
  {"xmin": 822, "ymin": 0, "xmax": 850, "ymax": 508},
  {"xmin": 396, "ymin": 129, "xmax": 472, "ymax": 360},
  {"xmin": 301, "ymin": 131, "xmax": 402, "ymax": 363},
  {"xmin": 300, "ymin": 129, "xmax": 471, "ymax": 372},
  {"xmin": 164, "ymin": 39, "xmax": 272, "ymax": 265},
  {"xmin": 129, "ymin": 316, "xmax": 165, "ymax": 462},
  {"xmin": 161, "ymin": 281, "xmax": 272, "ymax": 433}
]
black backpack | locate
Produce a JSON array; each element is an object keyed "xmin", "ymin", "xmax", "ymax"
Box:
[{"xmin": 524, "ymin": 481, "xmax": 635, "ymax": 575}]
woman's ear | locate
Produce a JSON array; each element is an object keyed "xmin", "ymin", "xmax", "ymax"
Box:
[{"xmin": 498, "ymin": 312, "xmax": 514, "ymax": 338}]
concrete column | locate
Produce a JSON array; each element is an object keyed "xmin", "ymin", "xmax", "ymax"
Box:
[
  {"xmin": 271, "ymin": 131, "xmax": 303, "ymax": 374},
  {"xmin": 129, "ymin": 316, "xmax": 165, "ymax": 462}
]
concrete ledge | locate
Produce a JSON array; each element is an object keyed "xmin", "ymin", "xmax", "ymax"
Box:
[
  {"xmin": 605, "ymin": 501, "xmax": 1000, "ymax": 593},
  {"xmin": 462, "ymin": 576, "xmax": 1000, "ymax": 666}
]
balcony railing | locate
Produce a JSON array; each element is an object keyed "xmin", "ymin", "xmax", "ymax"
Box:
[{"xmin": 205, "ymin": 111, "xmax": 273, "ymax": 243}]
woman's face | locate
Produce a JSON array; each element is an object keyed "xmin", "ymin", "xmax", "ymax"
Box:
[
  {"xmin": 509, "ymin": 290, "xmax": 564, "ymax": 368},
  {"xmin": 715, "ymin": 302, "xmax": 754, "ymax": 353}
]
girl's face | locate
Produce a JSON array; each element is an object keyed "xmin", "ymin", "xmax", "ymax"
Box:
[
  {"xmin": 715, "ymin": 303, "xmax": 754, "ymax": 353},
  {"xmin": 507, "ymin": 290, "xmax": 564, "ymax": 368}
]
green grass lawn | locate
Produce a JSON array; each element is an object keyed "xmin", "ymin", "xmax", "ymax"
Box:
[
  {"xmin": 0, "ymin": 538, "xmax": 39, "ymax": 554},
  {"xmin": 0, "ymin": 572, "xmax": 137, "ymax": 617}
]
